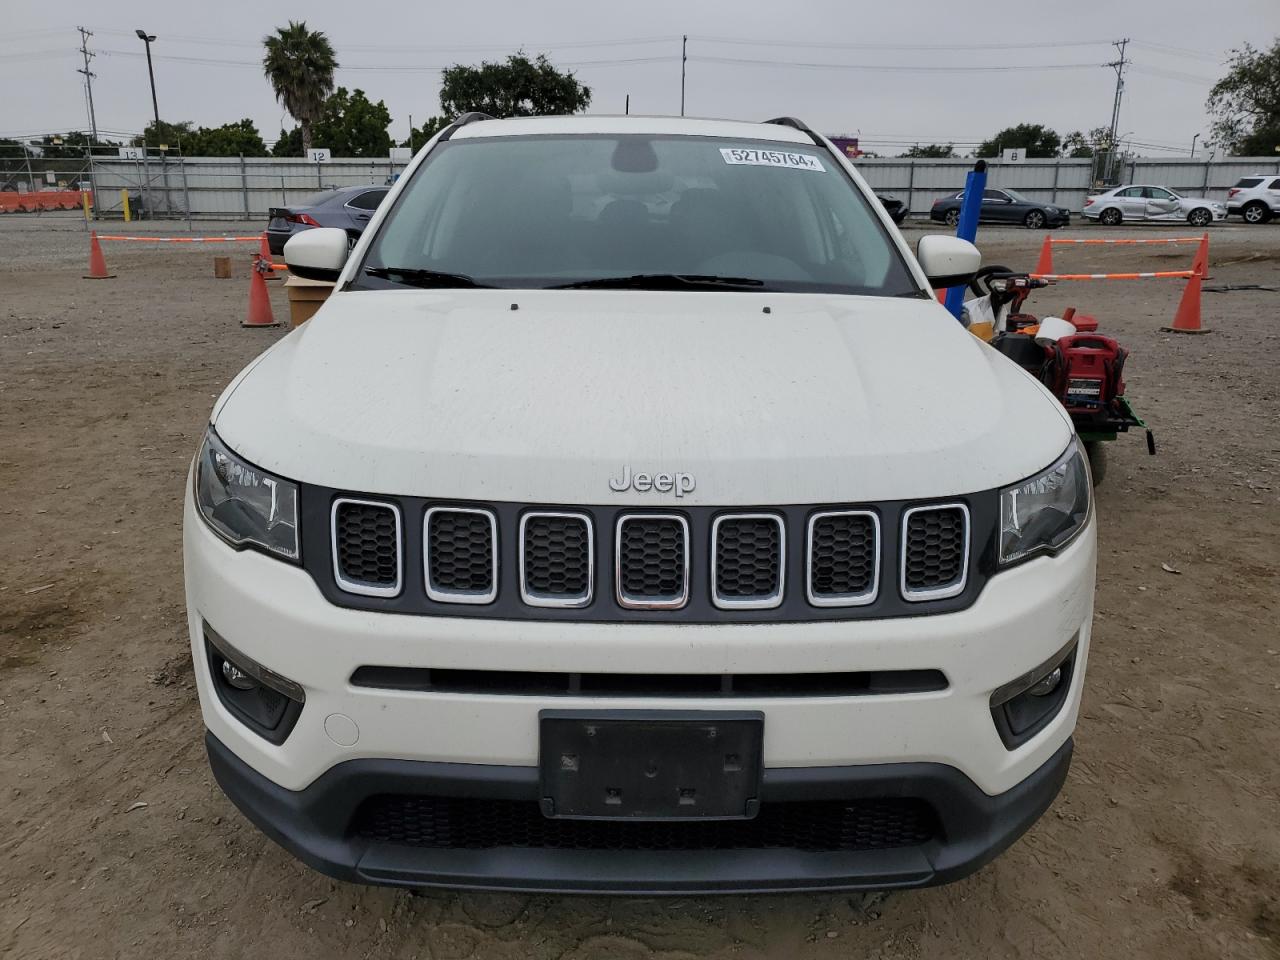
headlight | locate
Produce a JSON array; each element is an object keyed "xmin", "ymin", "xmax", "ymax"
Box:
[
  {"xmin": 998, "ymin": 441, "xmax": 1091, "ymax": 566},
  {"xmin": 194, "ymin": 428, "xmax": 300, "ymax": 561}
]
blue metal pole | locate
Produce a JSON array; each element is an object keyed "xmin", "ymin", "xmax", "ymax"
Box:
[{"xmin": 944, "ymin": 159, "xmax": 987, "ymax": 320}]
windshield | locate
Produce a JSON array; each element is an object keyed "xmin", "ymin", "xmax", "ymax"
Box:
[{"xmin": 357, "ymin": 135, "xmax": 919, "ymax": 296}]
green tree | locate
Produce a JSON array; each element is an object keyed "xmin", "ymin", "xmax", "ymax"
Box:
[
  {"xmin": 187, "ymin": 119, "xmax": 269, "ymax": 157},
  {"xmin": 1060, "ymin": 127, "xmax": 1113, "ymax": 159},
  {"xmin": 1207, "ymin": 40, "xmax": 1280, "ymax": 154},
  {"xmin": 976, "ymin": 124, "xmax": 1061, "ymax": 159},
  {"xmin": 312, "ymin": 88, "xmax": 393, "ymax": 157},
  {"xmin": 898, "ymin": 143, "xmax": 955, "ymax": 158},
  {"xmin": 262, "ymin": 21, "xmax": 337, "ymax": 155},
  {"xmin": 272, "ymin": 127, "xmax": 302, "ymax": 157},
  {"xmin": 131, "ymin": 120, "xmax": 196, "ymax": 152},
  {"xmin": 438, "ymin": 52, "xmax": 590, "ymax": 118}
]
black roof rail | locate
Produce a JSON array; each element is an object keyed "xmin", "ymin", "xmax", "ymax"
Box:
[
  {"xmin": 764, "ymin": 116, "xmax": 826, "ymax": 148},
  {"xmin": 438, "ymin": 112, "xmax": 496, "ymax": 142}
]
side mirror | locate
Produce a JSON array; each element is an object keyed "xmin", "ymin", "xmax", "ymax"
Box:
[
  {"xmin": 916, "ymin": 235, "xmax": 981, "ymax": 288},
  {"xmin": 284, "ymin": 227, "xmax": 349, "ymax": 282}
]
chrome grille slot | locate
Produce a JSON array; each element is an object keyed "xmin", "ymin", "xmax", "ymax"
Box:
[
  {"xmin": 424, "ymin": 507, "xmax": 497, "ymax": 604},
  {"xmin": 331, "ymin": 498, "xmax": 402, "ymax": 598},
  {"xmin": 615, "ymin": 514, "xmax": 689, "ymax": 609},
  {"xmin": 520, "ymin": 512, "xmax": 593, "ymax": 608},
  {"xmin": 901, "ymin": 504, "xmax": 969, "ymax": 601},
  {"xmin": 712, "ymin": 514, "xmax": 784, "ymax": 609},
  {"xmin": 807, "ymin": 510, "xmax": 879, "ymax": 606}
]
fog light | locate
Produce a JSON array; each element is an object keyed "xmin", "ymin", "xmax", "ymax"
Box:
[
  {"xmin": 221, "ymin": 659, "xmax": 257, "ymax": 691},
  {"xmin": 1027, "ymin": 666, "xmax": 1062, "ymax": 698}
]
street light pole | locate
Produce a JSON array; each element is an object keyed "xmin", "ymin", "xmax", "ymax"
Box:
[
  {"xmin": 1190, "ymin": 133, "xmax": 1200, "ymax": 157},
  {"xmin": 136, "ymin": 30, "xmax": 160, "ymax": 146}
]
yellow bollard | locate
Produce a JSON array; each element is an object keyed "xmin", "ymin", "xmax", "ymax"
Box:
[
  {"xmin": 81, "ymin": 190, "xmax": 92, "ymax": 222},
  {"xmin": 121, "ymin": 189, "xmax": 132, "ymax": 223}
]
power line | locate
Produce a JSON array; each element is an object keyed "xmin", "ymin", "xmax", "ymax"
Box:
[
  {"xmin": 691, "ymin": 55, "xmax": 1105, "ymax": 73},
  {"xmin": 91, "ymin": 27, "xmax": 682, "ymax": 52},
  {"xmin": 690, "ymin": 34, "xmax": 1110, "ymax": 52},
  {"xmin": 96, "ymin": 48, "xmax": 676, "ymax": 71}
]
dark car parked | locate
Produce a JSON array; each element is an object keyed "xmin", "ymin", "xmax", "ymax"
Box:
[
  {"xmin": 876, "ymin": 194, "xmax": 908, "ymax": 224},
  {"xmin": 266, "ymin": 184, "xmax": 390, "ymax": 255},
  {"xmin": 929, "ymin": 188, "xmax": 1069, "ymax": 230}
]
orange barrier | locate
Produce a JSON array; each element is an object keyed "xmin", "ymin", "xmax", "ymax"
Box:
[
  {"xmin": 0, "ymin": 190, "xmax": 92, "ymax": 214},
  {"xmin": 243, "ymin": 255, "xmax": 281, "ymax": 328},
  {"xmin": 1046, "ymin": 236, "xmax": 1205, "ymax": 245},
  {"xmin": 94, "ymin": 235, "xmax": 262, "ymax": 242},
  {"xmin": 83, "ymin": 231, "xmax": 115, "ymax": 279},
  {"xmin": 1032, "ymin": 270, "xmax": 1194, "ymax": 281},
  {"xmin": 1034, "ymin": 233, "xmax": 1207, "ymax": 275}
]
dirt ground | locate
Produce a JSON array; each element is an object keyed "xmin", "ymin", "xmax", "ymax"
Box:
[{"xmin": 1, "ymin": 214, "xmax": 1278, "ymax": 960}]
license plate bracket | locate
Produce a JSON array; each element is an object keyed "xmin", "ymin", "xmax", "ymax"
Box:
[{"xmin": 538, "ymin": 710, "xmax": 763, "ymax": 821}]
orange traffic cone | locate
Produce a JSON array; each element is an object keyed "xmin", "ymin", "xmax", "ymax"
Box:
[
  {"xmin": 1033, "ymin": 235, "xmax": 1053, "ymax": 276},
  {"xmin": 83, "ymin": 231, "xmax": 115, "ymax": 279},
  {"xmin": 242, "ymin": 255, "xmax": 281, "ymax": 328},
  {"xmin": 259, "ymin": 232, "xmax": 281, "ymax": 279},
  {"xmin": 1161, "ymin": 265, "xmax": 1209, "ymax": 334},
  {"xmin": 1190, "ymin": 232, "xmax": 1209, "ymax": 279}
]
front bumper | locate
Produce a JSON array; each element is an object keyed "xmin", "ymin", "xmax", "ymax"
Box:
[
  {"xmin": 207, "ymin": 728, "xmax": 1073, "ymax": 894},
  {"xmin": 185, "ymin": 487, "xmax": 1095, "ymax": 890}
]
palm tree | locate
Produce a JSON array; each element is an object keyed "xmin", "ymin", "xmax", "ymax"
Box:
[{"xmin": 262, "ymin": 21, "xmax": 337, "ymax": 156}]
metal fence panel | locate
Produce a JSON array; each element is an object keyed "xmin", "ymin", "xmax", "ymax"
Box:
[{"xmin": 28, "ymin": 152, "xmax": 1280, "ymax": 223}]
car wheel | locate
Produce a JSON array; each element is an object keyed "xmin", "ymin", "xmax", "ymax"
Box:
[
  {"xmin": 1242, "ymin": 201, "xmax": 1270, "ymax": 224},
  {"xmin": 1099, "ymin": 207, "xmax": 1122, "ymax": 226},
  {"xmin": 944, "ymin": 209, "xmax": 960, "ymax": 227},
  {"xmin": 1187, "ymin": 208, "xmax": 1212, "ymax": 228},
  {"xmin": 1024, "ymin": 210, "xmax": 1046, "ymax": 229}
]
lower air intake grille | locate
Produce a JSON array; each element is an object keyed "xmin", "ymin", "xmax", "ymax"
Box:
[
  {"xmin": 902, "ymin": 505, "xmax": 968, "ymax": 600},
  {"xmin": 353, "ymin": 795, "xmax": 938, "ymax": 852},
  {"xmin": 521, "ymin": 513, "xmax": 592, "ymax": 606},
  {"xmin": 425, "ymin": 508, "xmax": 496, "ymax": 603},
  {"xmin": 809, "ymin": 511, "xmax": 878, "ymax": 604},
  {"xmin": 333, "ymin": 499, "xmax": 401, "ymax": 596},
  {"xmin": 616, "ymin": 515, "xmax": 688, "ymax": 608},
  {"xmin": 713, "ymin": 515, "xmax": 783, "ymax": 608}
]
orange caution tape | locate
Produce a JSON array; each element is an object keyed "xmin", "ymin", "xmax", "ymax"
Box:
[
  {"xmin": 1032, "ymin": 270, "xmax": 1195, "ymax": 281},
  {"xmin": 1048, "ymin": 237, "xmax": 1202, "ymax": 245},
  {"xmin": 94, "ymin": 235, "xmax": 262, "ymax": 242}
]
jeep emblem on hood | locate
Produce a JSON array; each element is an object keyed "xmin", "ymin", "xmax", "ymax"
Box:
[{"xmin": 609, "ymin": 466, "xmax": 695, "ymax": 497}]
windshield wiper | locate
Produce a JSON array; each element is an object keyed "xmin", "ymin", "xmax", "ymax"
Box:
[
  {"xmin": 364, "ymin": 266, "xmax": 494, "ymax": 289},
  {"xmin": 548, "ymin": 273, "xmax": 768, "ymax": 291}
]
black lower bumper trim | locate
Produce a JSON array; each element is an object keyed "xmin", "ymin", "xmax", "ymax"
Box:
[{"xmin": 205, "ymin": 731, "xmax": 1072, "ymax": 895}]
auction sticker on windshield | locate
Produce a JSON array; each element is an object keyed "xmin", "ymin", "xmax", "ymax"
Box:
[{"xmin": 719, "ymin": 148, "xmax": 824, "ymax": 172}]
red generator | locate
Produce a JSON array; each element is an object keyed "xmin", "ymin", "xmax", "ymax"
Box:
[{"xmin": 1043, "ymin": 333, "xmax": 1128, "ymax": 416}]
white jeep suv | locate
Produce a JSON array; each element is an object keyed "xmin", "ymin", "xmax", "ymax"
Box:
[
  {"xmin": 184, "ymin": 114, "xmax": 1096, "ymax": 894},
  {"xmin": 1226, "ymin": 174, "xmax": 1280, "ymax": 223}
]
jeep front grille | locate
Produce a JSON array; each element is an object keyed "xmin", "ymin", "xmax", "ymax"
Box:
[
  {"xmin": 520, "ymin": 512, "xmax": 593, "ymax": 607},
  {"xmin": 424, "ymin": 507, "xmax": 497, "ymax": 604},
  {"xmin": 712, "ymin": 514, "xmax": 784, "ymax": 609},
  {"xmin": 615, "ymin": 514, "xmax": 689, "ymax": 609},
  {"xmin": 807, "ymin": 510, "xmax": 879, "ymax": 606},
  {"xmin": 901, "ymin": 504, "xmax": 969, "ymax": 601},
  {"xmin": 331, "ymin": 498, "xmax": 402, "ymax": 598},
  {"xmin": 314, "ymin": 494, "xmax": 979, "ymax": 620}
]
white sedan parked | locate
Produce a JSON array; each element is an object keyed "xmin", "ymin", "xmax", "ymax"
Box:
[{"xmin": 1082, "ymin": 185, "xmax": 1226, "ymax": 227}]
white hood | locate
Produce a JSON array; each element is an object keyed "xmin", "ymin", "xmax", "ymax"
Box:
[{"xmin": 212, "ymin": 289, "xmax": 1072, "ymax": 505}]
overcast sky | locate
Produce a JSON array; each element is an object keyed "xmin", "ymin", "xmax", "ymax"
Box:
[{"xmin": 4, "ymin": 0, "xmax": 1277, "ymax": 155}]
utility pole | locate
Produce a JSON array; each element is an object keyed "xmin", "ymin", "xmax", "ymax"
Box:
[
  {"xmin": 1103, "ymin": 38, "xmax": 1130, "ymax": 184},
  {"xmin": 76, "ymin": 26, "xmax": 98, "ymax": 143},
  {"xmin": 680, "ymin": 35, "xmax": 687, "ymax": 116}
]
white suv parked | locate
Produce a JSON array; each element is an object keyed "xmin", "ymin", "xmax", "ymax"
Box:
[
  {"xmin": 1226, "ymin": 174, "xmax": 1280, "ymax": 223},
  {"xmin": 184, "ymin": 114, "xmax": 1096, "ymax": 895}
]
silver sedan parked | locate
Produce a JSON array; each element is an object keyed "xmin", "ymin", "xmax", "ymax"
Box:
[{"xmin": 1081, "ymin": 185, "xmax": 1226, "ymax": 227}]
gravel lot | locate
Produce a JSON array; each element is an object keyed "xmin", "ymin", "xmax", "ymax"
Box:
[{"xmin": 1, "ymin": 215, "xmax": 1278, "ymax": 959}]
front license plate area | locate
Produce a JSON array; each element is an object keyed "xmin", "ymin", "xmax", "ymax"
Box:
[{"xmin": 539, "ymin": 711, "xmax": 763, "ymax": 820}]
